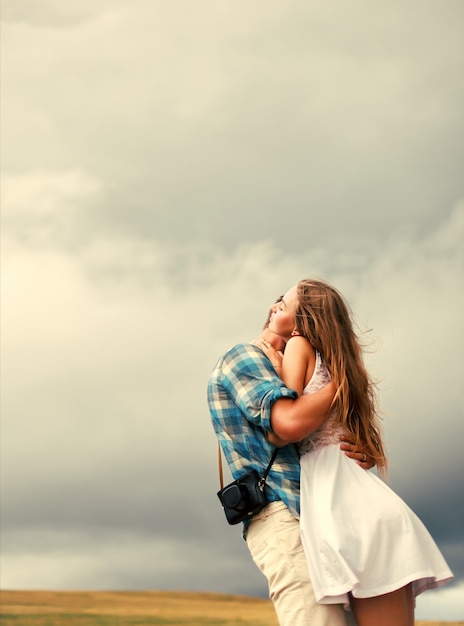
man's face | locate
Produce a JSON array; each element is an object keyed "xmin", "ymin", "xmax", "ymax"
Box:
[{"xmin": 268, "ymin": 285, "xmax": 298, "ymax": 340}]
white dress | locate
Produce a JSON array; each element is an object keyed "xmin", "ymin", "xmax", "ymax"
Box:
[{"xmin": 298, "ymin": 352, "xmax": 453, "ymax": 607}]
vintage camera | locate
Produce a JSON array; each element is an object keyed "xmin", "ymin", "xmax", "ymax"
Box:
[{"xmin": 217, "ymin": 470, "xmax": 267, "ymax": 525}]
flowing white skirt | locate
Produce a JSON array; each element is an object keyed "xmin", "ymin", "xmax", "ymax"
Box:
[{"xmin": 299, "ymin": 443, "xmax": 453, "ymax": 606}]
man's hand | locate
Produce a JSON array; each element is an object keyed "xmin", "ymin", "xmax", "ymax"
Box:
[{"xmin": 339, "ymin": 434, "xmax": 375, "ymax": 469}]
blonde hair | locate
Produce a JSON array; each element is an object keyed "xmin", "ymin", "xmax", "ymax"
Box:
[{"xmin": 295, "ymin": 279, "xmax": 387, "ymax": 474}]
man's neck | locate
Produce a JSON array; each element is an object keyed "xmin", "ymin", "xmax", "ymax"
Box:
[{"xmin": 259, "ymin": 328, "xmax": 287, "ymax": 352}]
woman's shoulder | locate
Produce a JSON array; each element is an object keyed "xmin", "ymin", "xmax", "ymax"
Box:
[
  {"xmin": 286, "ymin": 334, "xmax": 314, "ymax": 355},
  {"xmin": 284, "ymin": 335, "xmax": 316, "ymax": 372}
]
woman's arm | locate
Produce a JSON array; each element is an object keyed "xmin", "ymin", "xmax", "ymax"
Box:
[
  {"xmin": 267, "ymin": 336, "xmax": 316, "ymax": 446},
  {"xmin": 270, "ymin": 336, "xmax": 330, "ymax": 444},
  {"xmin": 249, "ymin": 336, "xmax": 334, "ymax": 443},
  {"xmin": 281, "ymin": 336, "xmax": 315, "ymax": 395},
  {"xmin": 252, "ymin": 337, "xmax": 375, "ymax": 465}
]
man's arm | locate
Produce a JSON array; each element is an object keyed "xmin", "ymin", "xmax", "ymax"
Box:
[
  {"xmin": 270, "ymin": 393, "xmax": 376, "ymax": 468},
  {"xmin": 270, "ymin": 381, "xmax": 336, "ymax": 443}
]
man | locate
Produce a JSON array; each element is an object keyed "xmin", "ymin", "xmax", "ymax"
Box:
[{"xmin": 208, "ymin": 295, "xmax": 368, "ymax": 626}]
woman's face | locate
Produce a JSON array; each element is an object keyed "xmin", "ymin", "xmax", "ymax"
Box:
[{"xmin": 268, "ymin": 285, "xmax": 298, "ymax": 340}]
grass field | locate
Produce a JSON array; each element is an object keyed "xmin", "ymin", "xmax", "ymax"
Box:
[{"xmin": 0, "ymin": 590, "xmax": 462, "ymax": 626}]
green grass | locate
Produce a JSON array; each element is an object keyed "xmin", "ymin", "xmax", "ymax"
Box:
[
  {"xmin": 0, "ymin": 590, "xmax": 278, "ymax": 626},
  {"xmin": 0, "ymin": 614, "xmax": 263, "ymax": 626},
  {"xmin": 0, "ymin": 616, "xmax": 193, "ymax": 625},
  {"xmin": 1, "ymin": 591, "xmax": 461, "ymax": 626}
]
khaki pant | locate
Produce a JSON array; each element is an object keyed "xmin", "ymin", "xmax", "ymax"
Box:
[{"xmin": 246, "ymin": 501, "xmax": 348, "ymax": 626}]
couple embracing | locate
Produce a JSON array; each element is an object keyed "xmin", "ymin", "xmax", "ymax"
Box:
[{"xmin": 208, "ymin": 278, "xmax": 452, "ymax": 626}]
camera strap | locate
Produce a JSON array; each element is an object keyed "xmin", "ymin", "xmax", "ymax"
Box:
[{"xmin": 217, "ymin": 443, "xmax": 279, "ymax": 490}]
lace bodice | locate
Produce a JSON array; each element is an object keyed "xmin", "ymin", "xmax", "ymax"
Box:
[{"xmin": 298, "ymin": 352, "xmax": 346, "ymax": 456}]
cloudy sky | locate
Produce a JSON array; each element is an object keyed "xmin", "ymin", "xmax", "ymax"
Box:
[{"xmin": 1, "ymin": 0, "xmax": 463, "ymax": 621}]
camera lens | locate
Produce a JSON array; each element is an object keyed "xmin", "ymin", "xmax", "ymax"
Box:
[{"xmin": 222, "ymin": 485, "xmax": 246, "ymax": 510}]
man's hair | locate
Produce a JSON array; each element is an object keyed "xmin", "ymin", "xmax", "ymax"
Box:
[{"xmin": 263, "ymin": 295, "xmax": 283, "ymax": 329}]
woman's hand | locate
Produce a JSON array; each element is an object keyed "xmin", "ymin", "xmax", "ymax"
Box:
[
  {"xmin": 339, "ymin": 434, "xmax": 375, "ymax": 469},
  {"xmin": 251, "ymin": 337, "xmax": 284, "ymax": 373}
]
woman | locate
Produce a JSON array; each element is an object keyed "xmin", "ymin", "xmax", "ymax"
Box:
[{"xmin": 257, "ymin": 278, "xmax": 453, "ymax": 626}]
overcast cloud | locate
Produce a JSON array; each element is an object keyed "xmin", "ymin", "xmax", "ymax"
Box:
[{"xmin": 1, "ymin": 1, "xmax": 463, "ymax": 621}]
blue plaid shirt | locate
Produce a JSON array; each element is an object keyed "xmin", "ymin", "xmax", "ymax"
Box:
[{"xmin": 208, "ymin": 342, "xmax": 301, "ymax": 533}]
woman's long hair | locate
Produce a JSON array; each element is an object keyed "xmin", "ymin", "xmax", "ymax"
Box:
[{"xmin": 295, "ymin": 279, "xmax": 387, "ymax": 474}]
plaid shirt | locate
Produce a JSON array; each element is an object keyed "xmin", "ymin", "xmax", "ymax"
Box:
[{"xmin": 208, "ymin": 342, "xmax": 301, "ymax": 532}]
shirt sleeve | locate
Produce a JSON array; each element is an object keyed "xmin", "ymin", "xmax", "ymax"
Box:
[{"xmin": 220, "ymin": 343, "xmax": 298, "ymax": 432}]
